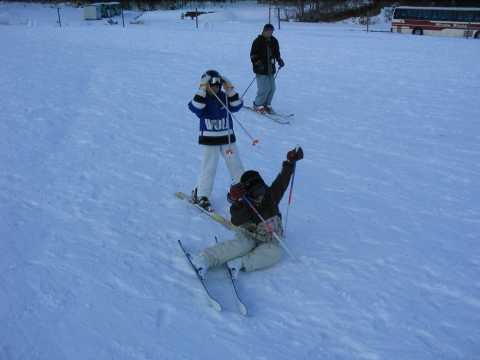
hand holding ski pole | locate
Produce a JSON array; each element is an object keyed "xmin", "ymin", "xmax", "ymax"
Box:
[
  {"xmin": 227, "ymin": 183, "xmax": 246, "ymax": 203},
  {"xmin": 287, "ymin": 146, "xmax": 303, "ymax": 163}
]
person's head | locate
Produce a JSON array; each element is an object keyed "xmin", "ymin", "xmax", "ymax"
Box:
[
  {"xmin": 241, "ymin": 170, "xmax": 267, "ymax": 205},
  {"xmin": 203, "ymin": 69, "xmax": 223, "ymax": 94},
  {"xmin": 262, "ymin": 23, "xmax": 274, "ymax": 38}
]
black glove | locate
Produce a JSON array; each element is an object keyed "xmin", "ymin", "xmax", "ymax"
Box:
[
  {"xmin": 277, "ymin": 58, "xmax": 285, "ymax": 68},
  {"xmin": 228, "ymin": 183, "xmax": 246, "ymax": 203},
  {"xmin": 287, "ymin": 147, "xmax": 303, "ymax": 163}
]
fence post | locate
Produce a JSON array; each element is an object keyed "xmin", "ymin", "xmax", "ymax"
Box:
[
  {"xmin": 57, "ymin": 7, "xmax": 62, "ymax": 27},
  {"xmin": 121, "ymin": 8, "xmax": 125, "ymax": 27},
  {"xmin": 196, "ymin": 7, "xmax": 198, "ymax": 29},
  {"xmin": 366, "ymin": 10, "xmax": 370, "ymax": 32},
  {"xmin": 277, "ymin": 7, "xmax": 280, "ymax": 30}
]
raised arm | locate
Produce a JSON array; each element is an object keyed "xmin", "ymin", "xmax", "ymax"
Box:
[
  {"xmin": 188, "ymin": 73, "xmax": 210, "ymax": 118},
  {"xmin": 269, "ymin": 148, "xmax": 303, "ymax": 206},
  {"xmin": 222, "ymin": 75, "xmax": 243, "ymax": 113}
]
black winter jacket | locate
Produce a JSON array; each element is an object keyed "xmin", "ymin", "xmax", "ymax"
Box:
[
  {"xmin": 250, "ymin": 35, "xmax": 281, "ymax": 75},
  {"xmin": 230, "ymin": 161, "xmax": 294, "ymax": 226}
]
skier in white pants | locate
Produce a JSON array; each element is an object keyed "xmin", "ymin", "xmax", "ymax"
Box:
[{"xmin": 188, "ymin": 70, "xmax": 244, "ymax": 211}]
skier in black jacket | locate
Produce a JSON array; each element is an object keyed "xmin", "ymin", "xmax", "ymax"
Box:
[
  {"xmin": 250, "ymin": 23, "xmax": 285, "ymax": 114},
  {"xmin": 190, "ymin": 147, "xmax": 304, "ymax": 278}
]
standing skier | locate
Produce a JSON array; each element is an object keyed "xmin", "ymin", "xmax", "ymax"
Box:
[
  {"xmin": 250, "ymin": 23, "xmax": 285, "ymax": 114},
  {"xmin": 191, "ymin": 147, "xmax": 304, "ymax": 277},
  {"xmin": 188, "ymin": 70, "xmax": 245, "ymax": 211}
]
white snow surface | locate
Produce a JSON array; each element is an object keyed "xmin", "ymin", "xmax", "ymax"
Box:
[{"xmin": 1, "ymin": 3, "xmax": 480, "ymax": 360}]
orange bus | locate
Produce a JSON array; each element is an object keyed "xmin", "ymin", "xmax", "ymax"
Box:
[{"xmin": 391, "ymin": 6, "xmax": 480, "ymax": 39}]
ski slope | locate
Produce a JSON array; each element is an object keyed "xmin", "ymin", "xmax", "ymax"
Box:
[{"xmin": 1, "ymin": 3, "xmax": 479, "ymax": 360}]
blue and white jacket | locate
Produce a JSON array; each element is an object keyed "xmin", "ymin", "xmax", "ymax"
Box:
[{"xmin": 188, "ymin": 88, "xmax": 243, "ymax": 146}]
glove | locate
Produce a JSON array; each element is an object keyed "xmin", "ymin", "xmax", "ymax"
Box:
[
  {"xmin": 199, "ymin": 73, "xmax": 211, "ymax": 89},
  {"xmin": 221, "ymin": 75, "xmax": 234, "ymax": 92},
  {"xmin": 277, "ymin": 58, "xmax": 285, "ymax": 68},
  {"xmin": 228, "ymin": 183, "xmax": 246, "ymax": 203},
  {"xmin": 287, "ymin": 147, "xmax": 303, "ymax": 162}
]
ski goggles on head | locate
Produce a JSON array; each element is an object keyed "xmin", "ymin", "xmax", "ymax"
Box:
[{"xmin": 209, "ymin": 77, "xmax": 223, "ymax": 86}]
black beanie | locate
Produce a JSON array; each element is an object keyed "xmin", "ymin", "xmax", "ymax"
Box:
[
  {"xmin": 240, "ymin": 170, "xmax": 266, "ymax": 190},
  {"xmin": 263, "ymin": 23, "xmax": 275, "ymax": 32}
]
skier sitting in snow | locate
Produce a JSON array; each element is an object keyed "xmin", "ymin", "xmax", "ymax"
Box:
[
  {"xmin": 188, "ymin": 70, "xmax": 245, "ymax": 211},
  {"xmin": 191, "ymin": 147, "xmax": 304, "ymax": 278}
]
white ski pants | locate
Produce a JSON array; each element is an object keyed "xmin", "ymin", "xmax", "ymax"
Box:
[{"xmin": 196, "ymin": 143, "xmax": 244, "ymax": 199}]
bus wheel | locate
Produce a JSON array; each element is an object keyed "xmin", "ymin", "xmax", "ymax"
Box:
[
  {"xmin": 412, "ymin": 28, "xmax": 423, "ymax": 36},
  {"xmin": 475, "ymin": 31, "xmax": 480, "ymax": 39}
]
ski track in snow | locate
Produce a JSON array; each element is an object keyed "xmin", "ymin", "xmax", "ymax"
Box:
[{"xmin": 1, "ymin": 3, "xmax": 480, "ymax": 360}]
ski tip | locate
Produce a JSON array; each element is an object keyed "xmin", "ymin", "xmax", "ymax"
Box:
[
  {"xmin": 175, "ymin": 191, "xmax": 186, "ymax": 199},
  {"xmin": 210, "ymin": 299, "xmax": 222, "ymax": 312},
  {"xmin": 239, "ymin": 304, "xmax": 248, "ymax": 316}
]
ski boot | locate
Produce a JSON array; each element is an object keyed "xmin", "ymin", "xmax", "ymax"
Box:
[
  {"xmin": 253, "ymin": 103, "xmax": 266, "ymax": 114},
  {"xmin": 227, "ymin": 257, "xmax": 243, "ymax": 280},
  {"xmin": 265, "ymin": 105, "xmax": 275, "ymax": 114},
  {"xmin": 192, "ymin": 188, "xmax": 213, "ymax": 212},
  {"xmin": 190, "ymin": 254, "xmax": 209, "ymax": 279}
]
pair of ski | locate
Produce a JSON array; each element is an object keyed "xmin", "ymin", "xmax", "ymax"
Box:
[
  {"xmin": 175, "ymin": 192, "xmax": 247, "ymax": 315},
  {"xmin": 243, "ymin": 105, "xmax": 294, "ymax": 125},
  {"xmin": 178, "ymin": 239, "xmax": 248, "ymax": 316}
]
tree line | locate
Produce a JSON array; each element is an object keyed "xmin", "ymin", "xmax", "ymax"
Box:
[{"xmin": 13, "ymin": 0, "xmax": 480, "ymax": 19}]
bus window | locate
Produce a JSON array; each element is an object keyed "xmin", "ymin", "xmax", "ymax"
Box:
[
  {"xmin": 431, "ymin": 10, "xmax": 441, "ymax": 21},
  {"xmin": 438, "ymin": 10, "xmax": 450, "ymax": 21},
  {"xmin": 406, "ymin": 9, "xmax": 417, "ymax": 20},
  {"xmin": 422, "ymin": 10, "xmax": 433, "ymax": 21},
  {"xmin": 446, "ymin": 11, "xmax": 457, "ymax": 22},
  {"xmin": 393, "ymin": 8, "xmax": 406, "ymax": 20},
  {"xmin": 457, "ymin": 11, "xmax": 467, "ymax": 22}
]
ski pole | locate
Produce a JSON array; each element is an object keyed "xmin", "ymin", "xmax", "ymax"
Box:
[
  {"xmin": 208, "ymin": 86, "xmax": 259, "ymax": 146},
  {"xmin": 224, "ymin": 92, "xmax": 234, "ymax": 155},
  {"xmin": 240, "ymin": 75, "xmax": 256, "ymax": 100},
  {"xmin": 242, "ymin": 196, "xmax": 296, "ymax": 261},
  {"xmin": 284, "ymin": 145, "xmax": 300, "ymax": 235},
  {"xmin": 283, "ymin": 161, "xmax": 296, "ymax": 236},
  {"xmin": 274, "ymin": 66, "xmax": 282, "ymax": 80}
]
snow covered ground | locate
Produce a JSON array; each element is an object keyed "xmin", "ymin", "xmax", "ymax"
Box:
[{"xmin": 1, "ymin": 2, "xmax": 479, "ymax": 360}]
